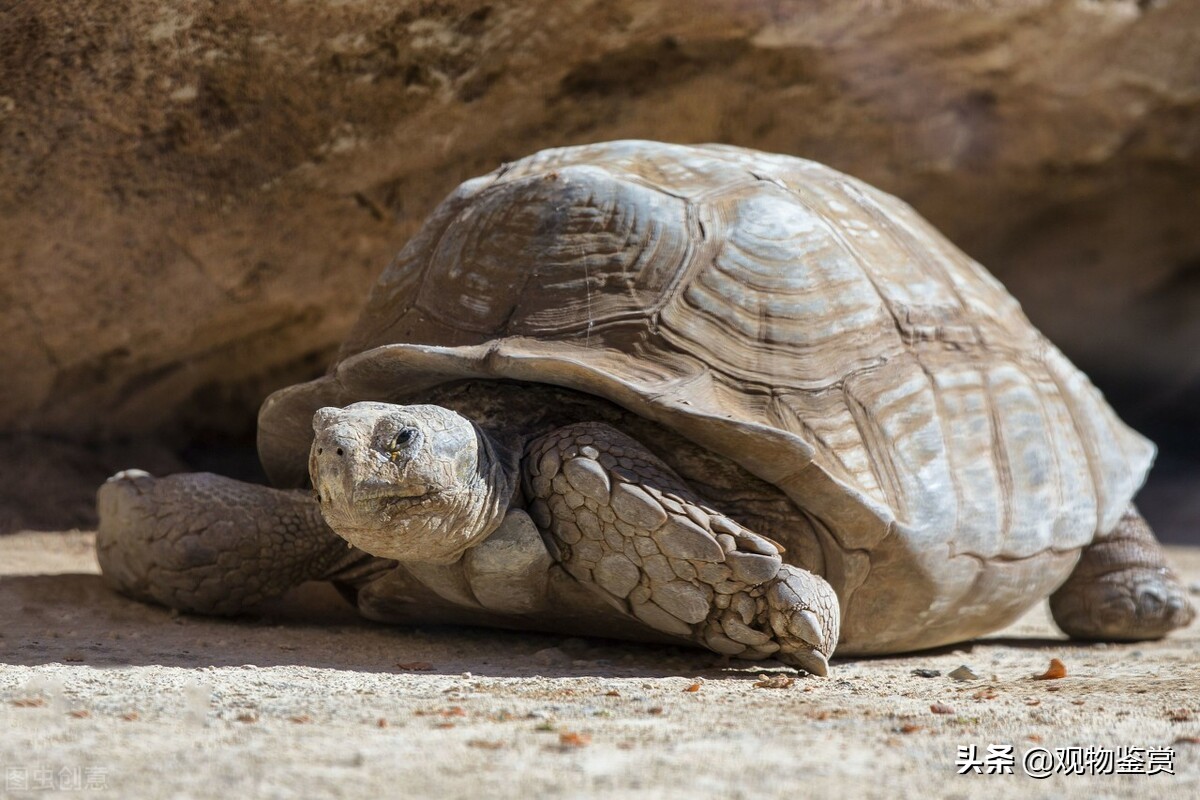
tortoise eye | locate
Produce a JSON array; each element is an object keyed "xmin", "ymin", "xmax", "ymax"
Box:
[{"xmin": 390, "ymin": 428, "xmax": 416, "ymax": 450}]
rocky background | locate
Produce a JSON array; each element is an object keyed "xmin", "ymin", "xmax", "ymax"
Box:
[{"xmin": 1, "ymin": 0, "xmax": 1197, "ymax": 540}]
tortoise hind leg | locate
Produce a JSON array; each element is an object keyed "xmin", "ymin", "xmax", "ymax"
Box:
[
  {"xmin": 1050, "ymin": 505, "xmax": 1194, "ymax": 641},
  {"xmin": 97, "ymin": 470, "xmax": 385, "ymax": 615},
  {"xmin": 524, "ymin": 422, "xmax": 840, "ymax": 676}
]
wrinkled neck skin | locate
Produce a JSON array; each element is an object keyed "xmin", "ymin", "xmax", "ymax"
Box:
[
  {"xmin": 398, "ymin": 423, "xmax": 518, "ymax": 565},
  {"xmin": 310, "ymin": 402, "xmax": 520, "ymax": 565}
]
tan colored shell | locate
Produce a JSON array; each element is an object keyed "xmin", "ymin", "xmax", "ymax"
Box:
[{"xmin": 259, "ymin": 141, "xmax": 1153, "ymax": 653}]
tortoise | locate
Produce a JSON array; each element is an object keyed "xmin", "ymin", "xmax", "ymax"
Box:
[{"xmin": 97, "ymin": 140, "xmax": 1194, "ymax": 675}]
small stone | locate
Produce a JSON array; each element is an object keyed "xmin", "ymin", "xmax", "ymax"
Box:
[
  {"xmin": 948, "ymin": 665, "xmax": 979, "ymax": 682},
  {"xmin": 562, "ymin": 457, "xmax": 611, "ymax": 505},
  {"xmin": 911, "ymin": 669, "xmax": 941, "ymax": 678},
  {"xmin": 610, "ymin": 483, "xmax": 669, "ymax": 530}
]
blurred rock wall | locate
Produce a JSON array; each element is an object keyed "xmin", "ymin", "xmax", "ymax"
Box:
[{"xmin": 2, "ymin": 0, "xmax": 1197, "ymax": 534}]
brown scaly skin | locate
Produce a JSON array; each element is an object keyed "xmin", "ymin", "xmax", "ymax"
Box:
[
  {"xmin": 97, "ymin": 470, "xmax": 388, "ymax": 616},
  {"xmin": 1050, "ymin": 506, "xmax": 1195, "ymax": 641}
]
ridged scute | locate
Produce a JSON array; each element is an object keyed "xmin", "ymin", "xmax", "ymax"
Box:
[{"xmin": 259, "ymin": 141, "xmax": 1154, "ymax": 653}]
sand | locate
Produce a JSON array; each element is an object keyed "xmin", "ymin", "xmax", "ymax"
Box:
[{"xmin": 1, "ymin": 530, "xmax": 1198, "ymax": 798}]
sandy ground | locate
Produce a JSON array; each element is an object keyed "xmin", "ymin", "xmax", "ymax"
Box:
[{"xmin": 1, "ymin": 532, "xmax": 1198, "ymax": 799}]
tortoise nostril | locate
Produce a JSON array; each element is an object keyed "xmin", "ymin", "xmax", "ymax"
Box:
[
  {"xmin": 317, "ymin": 447, "xmax": 323, "ymax": 455},
  {"xmin": 336, "ymin": 448, "xmax": 344, "ymax": 457}
]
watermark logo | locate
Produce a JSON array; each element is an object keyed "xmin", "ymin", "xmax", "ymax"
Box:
[
  {"xmin": 4, "ymin": 765, "xmax": 109, "ymax": 792},
  {"xmin": 956, "ymin": 745, "xmax": 1175, "ymax": 777}
]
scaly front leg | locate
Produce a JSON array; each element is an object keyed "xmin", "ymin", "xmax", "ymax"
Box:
[{"xmin": 524, "ymin": 423, "xmax": 839, "ymax": 676}]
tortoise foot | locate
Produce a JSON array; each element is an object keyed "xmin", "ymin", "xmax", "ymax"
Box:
[{"xmin": 1050, "ymin": 506, "xmax": 1195, "ymax": 641}]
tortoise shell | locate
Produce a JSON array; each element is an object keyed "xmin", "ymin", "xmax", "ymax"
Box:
[{"xmin": 258, "ymin": 141, "xmax": 1153, "ymax": 653}]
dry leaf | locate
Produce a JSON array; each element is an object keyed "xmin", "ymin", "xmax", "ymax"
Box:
[
  {"xmin": 1034, "ymin": 658, "xmax": 1067, "ymax": 680},
  {"xmin": 647, "ymin": 706, "xmax": 664, "ymax": 715},
  {"xmin": 69, "ymin": 709, "xmax": 90, "ymax": 719},
  {"xmin": 237, "ymin": 713, "xmax": 258, "ymax": 723},
  {"xmin": 441, "ymin": 706, "xmax": 466, "ymax": 718},
  {"xmin": 1167, "ymin": 708, "xmax": 1192, "ymax": 723},
  {"xmin": 684, "ymin": 683, "xmax": 701, "ymax": 693},
  {"xmin": 899, "ymin": 724, "xmax": 923, "ymax": 734},
  {"xmin": 930, "ymin": 702, "xmax": 955, "ymax": 715},
  {"xmin": 290, "ymin": 715, "xmax": 312, "ymax": 724},
  {"xmin": 435, "ymin": 722, "xmax": 456, "ymax": 729},
  {"xmin": 559, "ymin": 731, "xmax": 591, "ymax": 748},
  {"xmin": 1174, "ymin": 736, "xmax": 1200, "ymax": 745},
  {"xmin": 604, "ymin": 690, "xmax": 621, "ymax": 697},
  {"xmin": 753, "ymin": 675, "xmax": 795, "ymax": 689},
  {"xmin": 377, "ymin": 718, "xmax": 388, "ymax": 728},
  {"xmin": 1027, "ymin": 734, "xmax": 1043, "ymax": 743},
  {"xmin": 972, "ymin": 688, "xmax": 997, "ymax": 701},
  {"xmin": 122, "ymin": 712, "xmax": 139, "ymax": 722}
]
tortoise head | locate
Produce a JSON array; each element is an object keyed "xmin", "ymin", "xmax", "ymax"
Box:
[{"xmin": 309, "ymin": 402, "xmax": 515, "ymax": 564}]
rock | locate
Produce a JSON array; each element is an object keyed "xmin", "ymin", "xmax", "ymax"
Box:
[
  {"xmin": 3, "ymin": 0, "xmax": 1198, "ymax": 541},
  {"xmin": 911, "ymin": 669, "xmax": 941, "ymax": 679},
  {"xmin": 947, "ymin": 665, "xmax": 980, "ymax": 682}
]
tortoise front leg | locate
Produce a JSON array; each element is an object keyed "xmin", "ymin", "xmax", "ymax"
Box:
[
  {"xmin": 97, "ymin": 471, "xmax": 387, "ymax": 615},
  {"xmin": 523, "ymin": 423, "xmax": 840, "ymax": 676},
  {"xmin": 1050, "ymin": 505, "xmax": 1194, "ymax": 641}
]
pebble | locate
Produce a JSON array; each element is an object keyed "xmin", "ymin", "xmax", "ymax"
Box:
[
  {"xmin": 910, "ymin": 669, "xmax": 941, "ymax": 678},
  {"xmin": 947, "ymin": 665, "xmax": 979, "ymax": 681}
]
